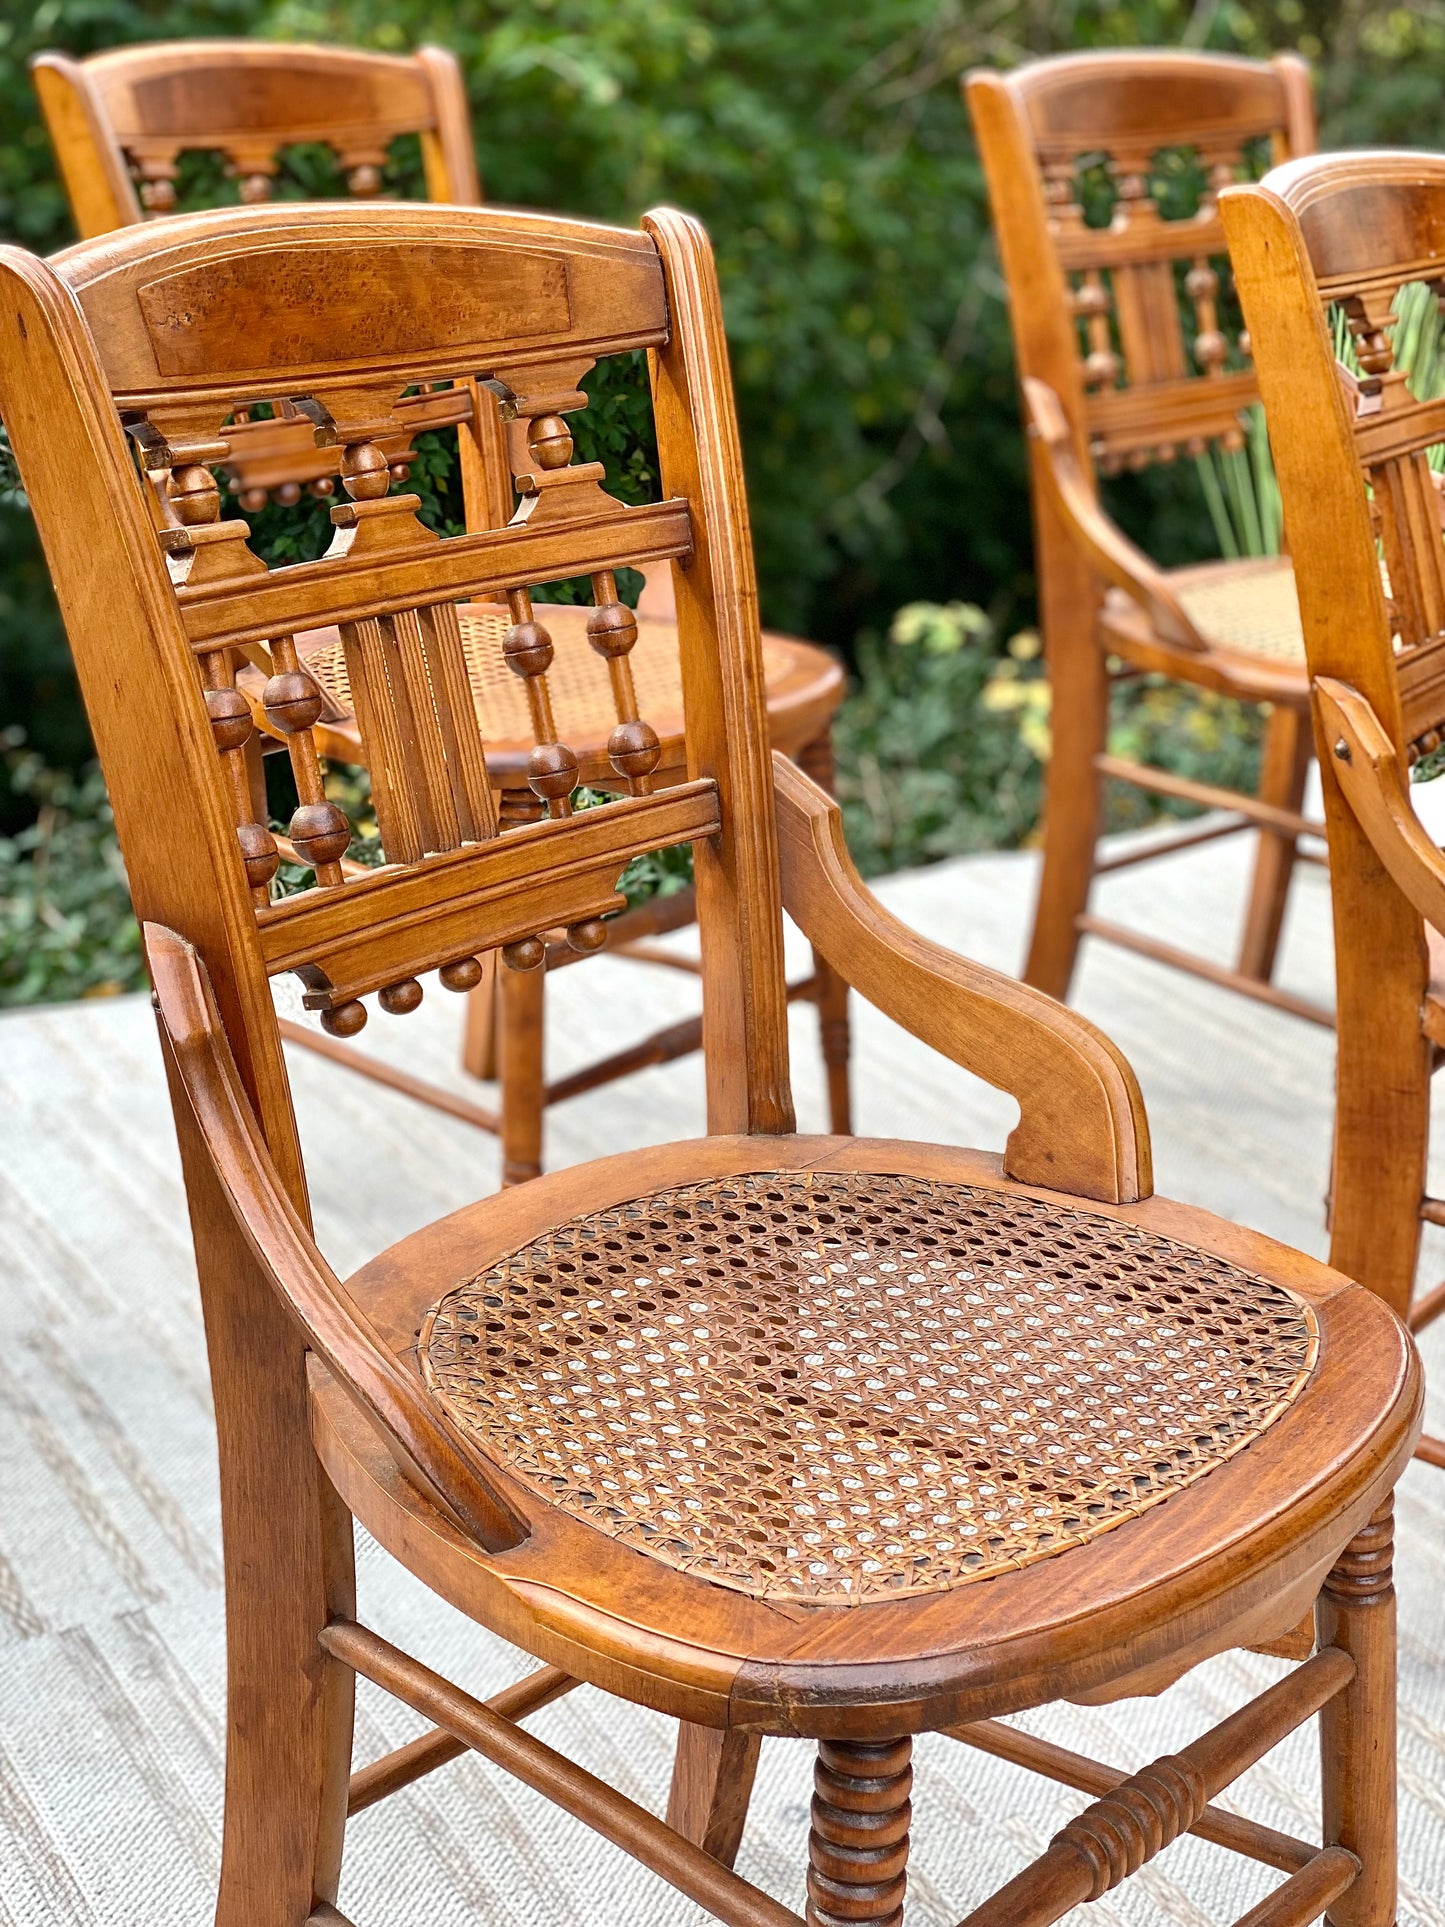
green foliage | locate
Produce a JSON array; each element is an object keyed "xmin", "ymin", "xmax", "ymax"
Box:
[
  {"xmin": 0, "ymin": 734, "xmax": 144, "ymax": 1005},
  {"xmin": 835, "ymin": 604, "xmax": 1044, "ymax": 875},
  {"xmin": 835, "ymin": 601, "xmax": 1263, "ymax": 874}
]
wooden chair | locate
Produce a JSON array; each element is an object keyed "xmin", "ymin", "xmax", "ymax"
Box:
[
  {"xmin": 30, "ymin": 36, "xmax": 851, "ymax": 1181},
  {"xmin": 968, "ymin": 52, "xmax": 1331, "ymax": 1024},
  {"xmin": 1, "ymin": 197, "xmax": 1419, "ymax": 1927},
  {"xmin": 1224, "ymin": 150, "xmax": 1445, "ymax": 1474}
]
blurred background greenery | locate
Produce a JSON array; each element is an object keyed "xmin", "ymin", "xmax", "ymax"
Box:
[{"xmin": 2, "ymin": 0, "xmax": 1443, "ymax": 1000}]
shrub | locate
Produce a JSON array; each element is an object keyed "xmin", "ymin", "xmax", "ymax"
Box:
[{"xmin": 0, "ymin": 734, "xmax": 144, "ymax": 1005}]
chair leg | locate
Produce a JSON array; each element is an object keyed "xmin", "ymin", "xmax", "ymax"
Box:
[
  {"xmin": 460, "ymin": 948, "xmax": 499, "ymax": 1082},
  {"xmin": 666, "ymin": 1722, "xmax": 762, "ymax": 1870},
  {"xmin": 796, "ymin": 729, "xmax": 853, "ymax": 1135},
  {"xmin": 162, "ymin": 1044, "xmax": 356, "ymax": 1927},
  {"xmin": 499, "ymin": 959, "xmax": 546, "ymax": 1187},
  {"xmin": 1317, "ymin": 1502, "xmax": 1397, "ymax": 1927},
  {"xmin": 1237, "ymin": 704, "xmax": 1312, "ymax": 983},
  {"xmin": 806, "ymin": 1737, "xmax": 912, "ymax": 1927},
  {"xmin": 1023, "ymin": 592, "xmax": 1107, "ymax": 1002}
]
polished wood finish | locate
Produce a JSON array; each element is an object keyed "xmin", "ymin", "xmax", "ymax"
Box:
[
  {"xmin": 1224, "ymin": 154, "xmax": 1445, "ymax": 1370},
  {"xmin": 32, "ymin": 33, "xmax": 851, "ymax": 1178},
  {"xmin": 947, "ymin": 1719, "xmax": 1318, "ymax": 1874},
  {"xmin": 2, "ymin": 198, "xmax": 1420, "ymax": 1926},
  {"xmin": 347, "ymin": 1662, "xmax": 576, "ymax": 1814},
  {"xmin": 967, "ymin": 52, "xmax": 1321, "ymax": 1007}
]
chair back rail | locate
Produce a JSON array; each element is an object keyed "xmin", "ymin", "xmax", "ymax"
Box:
[
  {"xmin": 968, "ymin": 51, "xmax": 1314, "ymax": 484},
  {"xmin": 0, "ymin": 203, "xmax": 794, "ymax": 1218}
]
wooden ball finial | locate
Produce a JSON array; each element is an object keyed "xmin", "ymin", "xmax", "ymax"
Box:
[
  {"xmin": 502, "ymin": 936, "xmax": 546, "ymax": 972},
  {"xmin": 205, "ymin": 687, "xmax": 253, "ymax": 753},
  {"xmin": 341, "ymin": 442, "xmax": 392, "ymax": 502},
  {"xmin": 527, "ymin": 415, "xmax": 574, "ymax": 470},
  {"xmin": 287, "ymin": 801, "xmax": 351, "ymax": 867},
  {"xmin": 439, "ymin": 957, "xmax": 485, "ymax": 992},
  {"xmin": 168, "ymin": 464, "xmax": 221, "ymax": 527},
  {"xmin": 320, "ymin": 1000, "xmax": 367, "ymax": 1038}
]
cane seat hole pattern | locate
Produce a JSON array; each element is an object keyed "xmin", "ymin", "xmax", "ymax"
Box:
[
  {"xmin": 301, "ymin": 604, "xmax": 796, "ymax": 748},
  {"xmin": 419, "ymin": 1171, "xmax": 1319, "ymax": 1605},
  {"xmin": 1173, "ymin": 560, "xmax": 1305, "ymax": 663}
]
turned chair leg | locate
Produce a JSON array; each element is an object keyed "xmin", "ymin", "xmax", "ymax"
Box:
[
  {"xmin": 1237, "ymin": 703, "xmax": 1312, "ymax": 983},
  {"xmin": 806, "ymin": 1737, "xmax": 912, "ymax": 1927},
  {"xmin": 460, "ymin": 948, "xmax": 499, "ymax": 1082},
  {"xmin": 499, "ymin": 960, "xmax": 546, "ymax": 1187},
  {"xmin": 1023, "ymin": 574, "xmax": 1107, "ymax": 1002},
  {"xmin": 797, "ymin": 729, "xmax": 853, "ymax": 1135},
  {"xmin": 1317, "ymin": 1501, "xmax": 1397, "ymax": 1927},
  {"xmin": 666, "ymin": 1722, "xmax": 762, "ymax": 1869}
]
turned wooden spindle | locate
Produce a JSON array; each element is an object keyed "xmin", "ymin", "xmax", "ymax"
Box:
[
  {"xmin": 130, "ymin": 153, "xmax": 178, "ymax": 213},
  {"xmin": 588, "ymin": 568, "xmax": 661, "ymax": 797},
  {"xmin": 1076, "ymin": 272, "xmax": 1119, "ymax": 392},
  {"xmin": 806, "ymin": 1737, "xmax": 912, "ymax": 1927},
  {"xmin": 1187, "ymin": 260, "xmax": 1227, "ymax": 374},
  {"xmin": 199, "ymin": 648, "xmax": 275, "ymax": 910},
  {"xmin": 262, "ymin": 636, "xmax": 350, "ymax": 889},
  {"xmin": 501, "ymin": 586, "xmax": 577, "ymax": 820}
]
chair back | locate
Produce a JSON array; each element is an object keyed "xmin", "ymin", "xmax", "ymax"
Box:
[
  {"xmin": 968, "ymin": 51, "xmax": 1314, "ymax": 487},
  {"xmin": 0, "ymin": 202, "xmax": 794, "ymax": 1214},
  {"xmin": 1226, "ymin": 153, "xmax": 1445, "ymax": 752},
  {"xmin": 31, "ymin": 40, "xmax": 479, "ymax": 238},
  {"xmin": 32, "ymin": 41, "xmax": 506, "ymax": 522}
]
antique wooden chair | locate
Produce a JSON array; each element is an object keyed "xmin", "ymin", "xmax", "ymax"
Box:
[
  {"xmin": 1224, "ymin": 150, "xmax": 1445, "ymax": 1474},
  {"xmin": 30, "ymin": 36, "xmax": 851, "ymax": 1182},
  {"xmin": 968, "ymin": 52, "xmax": 1330, "ymax": 1023},
  {"xmin": 1, "ymin": 198, "xmax": 1419, "ymax": 1927}
]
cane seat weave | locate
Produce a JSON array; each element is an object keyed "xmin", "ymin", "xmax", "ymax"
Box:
[
  {"xmin": 1104, "ymin": 556, "xmax": 1306, "ymax": 668},
  {"xmin": 419, "ymin": 1168, "xmax": 1320, "ymax": 1607}
]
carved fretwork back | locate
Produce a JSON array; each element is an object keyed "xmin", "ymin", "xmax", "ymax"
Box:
[
  {"xmin": 31, "ymin": 41, "xmax": 479, "ymax": 238},
  {"xmin": 0, "ymin": 204, "xmax": 793, "ymax": 1212},
  {"xmin": 971, "ymin": 51, "xmax": 1314, "ymax": 482},
  {"xmin": 1229, "ymin": 156, "xmax": 1445, "ymax": 761}
]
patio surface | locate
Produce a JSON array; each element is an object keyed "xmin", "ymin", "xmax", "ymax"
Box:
[{"xmin": 2, "ymin": 819, "xmax": 1444, "ymax": 1925}]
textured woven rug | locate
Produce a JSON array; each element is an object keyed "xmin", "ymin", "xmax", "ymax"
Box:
[{"xmin": 2, "ymin": 827, "xmax": 1443, "ymax": 1925}]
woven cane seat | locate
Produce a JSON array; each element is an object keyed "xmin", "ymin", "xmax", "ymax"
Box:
[
  {"xmin": 269, "ymin": 602, "xmax": 842, "ymax": 784},
  {"xmin": 1101, "ymin": 555, "xmax": 1306, "ymax": 688},
  {"xmin": 1170, "ymin": 557, "xmax": 1305, "ymax": 665},
  {"xmin": 418, "ymin": 1167, "xmax": 1319, "ymax": 1608}
]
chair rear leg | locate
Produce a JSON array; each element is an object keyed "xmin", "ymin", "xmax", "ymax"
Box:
[
  {"xmin": 1023, "ymin": 579, "xmax": 1107, "ymax": 1002},
  {"xmin": 1317, "ymin": 1502, "xmax": 1397, "ymax": 1927},
  {"xmin": 1238, "ymin": 703, "xmax": 1312, "ymax": 983},
  {"xmin": 796, "ymin": 729, "xmax": 852, "ymax": 1135},
  {"xmin": 499, "ymin": 958, "xmax": 546, "ymax": 1187},
  {"xmin": 666, "ymin": 1722, "xmax": 762, "ymax": 1870},
  {"xmin": 162, "ymin": 1037, "xmax": 356, "ymax": 1927}
]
